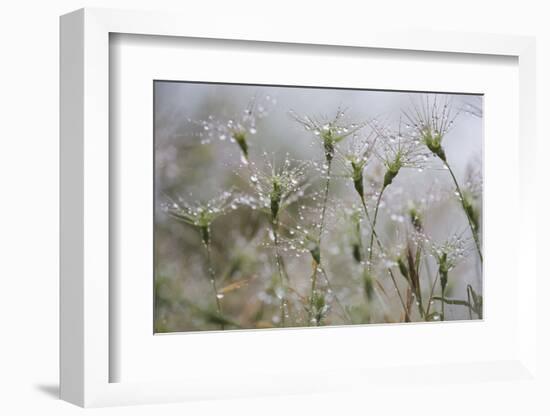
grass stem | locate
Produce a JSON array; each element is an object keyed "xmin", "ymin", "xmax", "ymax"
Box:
[
  {"xmin": 307, "ymin": 160, "xmax": 332, "ymax": 324},
  {"xmin": 271, "ymin": 221, "xmax": 287, "ymax": 326},
  {"xmin": 424, "ymin": 262, "xmax": 439, "ymax": 318},
  {"xmin": 205, "ymin": 241, "xmax": 224, "ymax": 330},
  {"xmin": 318, "ymin": 161, "xmax": 333, "ymax": 248},
  {"xmin": 319, "ymin": 266, "xmax": 352, "ymax": 323},
  {"xmin": 368, "ymin": 187, "xmax": 385, "ymax": 267},
  {"xmin": 443, "ymin": 160, "xmax": 483, "ymax": 262},
  {"xmin": 439, "ymin": 272, "xmax": 447, "ymax": 321},
  {"xmin": 361, "ymin": 189, "xmax": 410, "ymax": 322}
]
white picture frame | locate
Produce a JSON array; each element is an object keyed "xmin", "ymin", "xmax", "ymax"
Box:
[{"xmin": 60, "ymin": 7, "xmax": 537, "ymax": 407}]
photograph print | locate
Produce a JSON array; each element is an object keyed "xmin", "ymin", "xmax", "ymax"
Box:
[{"xmin": 154, "ymin": 81, "xmax": 483, "ymax": 333}]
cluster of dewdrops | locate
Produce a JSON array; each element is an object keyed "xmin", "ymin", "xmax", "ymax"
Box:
[{"xmin": 192, "ymin": 95, "xmax": 276, "ymax": 145}]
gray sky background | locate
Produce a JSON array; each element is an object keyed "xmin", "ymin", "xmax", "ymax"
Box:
[{"xmin": 155, "ymin": 81, "xmax": 482, "ymax": 177}]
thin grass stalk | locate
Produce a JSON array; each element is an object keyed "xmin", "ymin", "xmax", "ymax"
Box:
[
  {"xmin": 439, "ymin": 270, "xmax": 447, "ymax": 321},
  {"xmin": 432, "ymin": 296, "xmax": 478, "ymax": 317},
  {"xmin": 205, "ymin": 237, "xmax": 224, "ymax": 330},
  {"xmin": 387, "ymin": 268, "xmax": 410, "ymax": 322},
  {"xmin": 360, "ymin": 195, "xmax": 391, "ymax": 259},
  {"xmin": 308, "ymin": 266, "xmax": 319, "ymax": 324},
  {"xmin": 271, "ymin": 221, "xmax": 287, "ymax": 326},
  {"xmin": 308, "ymin": 160, "xmax": 333, "ymax": 324},
  {"xmin": 466, "ymin": 287, "xmax": 473, "ymax": 320},
  {"xmin": 368, "ymin": 187, "xmax": 385, "ymax": 267},
  {"xmin": 424, "ymin": 262, "xmax": 439, "ymax": 318},
  {"xmin": 318, "ymin": 267, "xmax": 352, "ymax": 323},
  {"xmin": 360, "ymin": 191, "xmax": 410, "ymax": 322},
  {"xmin": 357, "ymin": 197, "xmax": 373, "ymax": 312},
  {"xmin": 404, "ymin": 244, "xmax": 425, "ymax": 319},
  {"xmin": 414, "ymin": 245, "xmax": 425, "ymax": 318},
  {"xmin": 466, "ymin": 284, "xmax": 482, "ymax": 319},
  {"xmin": 443, "ymin": 160, "xmax": 483, "ymax": 262},
  {"xmin": 318, "ymin": 161, "xmax": 333, "ymax": 248}
]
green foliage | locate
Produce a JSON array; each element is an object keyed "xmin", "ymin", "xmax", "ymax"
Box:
[
  {"xmin": 422, "ymin": 129, "xmax": 447, "ymax": 161},
  {"xmin": 232, "ymin": 130, "xmax": 249, "ymax": 158}
]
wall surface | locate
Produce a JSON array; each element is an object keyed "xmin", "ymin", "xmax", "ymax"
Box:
[{"xmin": 1, "ymin": 0, "xmax": 548, "ymax": 414}]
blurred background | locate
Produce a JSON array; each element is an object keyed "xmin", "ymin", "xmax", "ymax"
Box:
[{"xmin": 154, "ymin": 81, "xmax": 483, "ymax": 332}]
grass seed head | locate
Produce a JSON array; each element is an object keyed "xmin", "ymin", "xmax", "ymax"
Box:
[
  {"xmin": 408, "ymin": 207, "xmax": 423, "ymax": 232},
  {"xmin": 427, "ymin": 232, "xmax": 472, "ymax": 290},
  {"xmin": 247, "ymin": 154, "xmax": 310, "ymax": 223},
  {"xmin": 334, "ymin": 131, "xmax": 377, "ymax": 199},
  {"xmin": 375, "ymin": 124, "xmax": 429, "ymax": 189},
  {"xmin": 309, "ymin": 291, "xmax": 330, "ymax": 325},
  {"xmin": 403, "ymin": 94, "xmax": 460, "ymax": 162},
  {"xmin": 163, "ymin": 191, "xmax": 240, "ymax": 245},
  {"xmin": 289, "ymin": 108, "xmax": 367, "ymax": 163},
  {"xmin": 195, "ymin": 95, "xmax": 273, "ymax": 161}
]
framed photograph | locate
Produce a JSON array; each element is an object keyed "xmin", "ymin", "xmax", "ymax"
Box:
[{"xmin": 60, "ymin": 8, "xmax": 537, "ymax": 407}]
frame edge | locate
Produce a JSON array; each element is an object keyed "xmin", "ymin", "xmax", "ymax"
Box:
[{"xmin": 59, "ymin": 8, "xmax": 85, "ymax": 407}]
